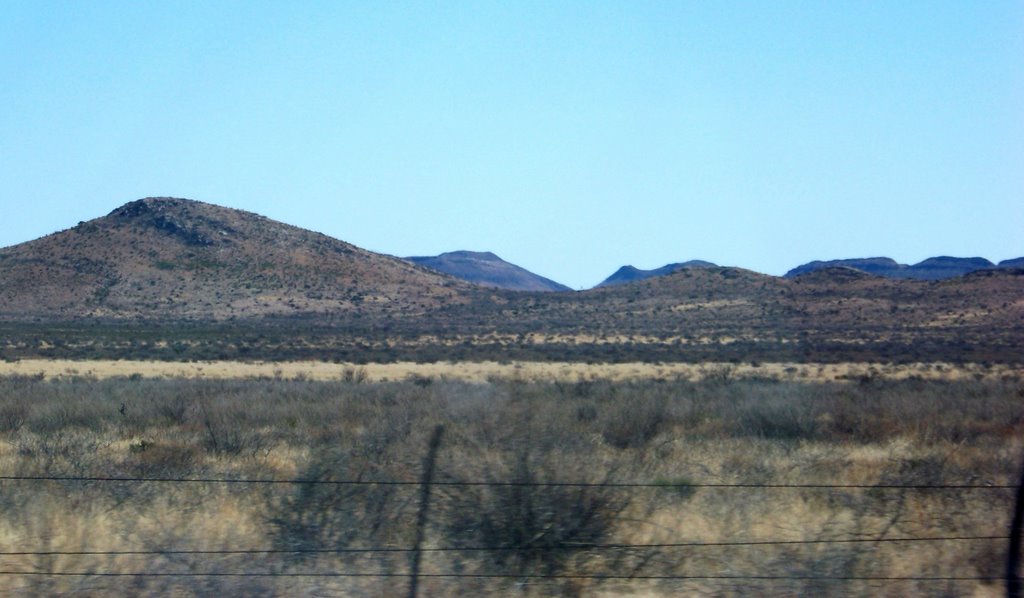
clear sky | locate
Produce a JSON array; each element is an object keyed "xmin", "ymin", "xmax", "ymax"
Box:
[{"xmin": 2, "ymin": 1, "xmax": 1022, "ymax": 289}]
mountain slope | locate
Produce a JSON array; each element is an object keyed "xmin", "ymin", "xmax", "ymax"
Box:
[
  {"xmin": 784, "ymin": 258, "xmax": 903, "ymax": 278},
  {"xmin": 0, "ymin": 197, "xmax": 469, "ymax": 320},
  {"xmin": 596, "ymin": 260, "xmax": 717, "ymax": 287},
  {"xmin": 785, "ymin": 256, "xmax": 1004, "ymax": 280},
  {"xmin": 429, "ymin": 264, "xmax": 1024, "ymax": 363},
  {"xmin": 2, "ymin": 198, "xmax": 1022, "ymax": 365},
  {"xmin": 405, "ymin": 251, "xmax": 571, "ymax": 292},
  {"xmin": 909, "ymin": 256, "xmax": 995, "ymax": 279}
]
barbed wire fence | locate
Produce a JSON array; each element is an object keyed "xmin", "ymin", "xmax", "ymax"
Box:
[{"xmin": 0, "ymin": 440, "xmax": 1020, "ymax": 596}]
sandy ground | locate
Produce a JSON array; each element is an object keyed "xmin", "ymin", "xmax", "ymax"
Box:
[{"xmin": 0, "ymin": 359, "xmax": 1018, "ymax": 383}]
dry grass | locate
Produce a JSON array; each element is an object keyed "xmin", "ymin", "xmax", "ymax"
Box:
[
  {"xmin": 1, "ymin": 358, "xmax": 1020, "ymax": 384},
  {"xmin": 0, "ymin": 374, "xmax": 1019, "ymax": 595}
]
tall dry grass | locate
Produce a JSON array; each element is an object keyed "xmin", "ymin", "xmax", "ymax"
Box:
[{"xmin": 0, "ymin": 374, "xmax": 1019, "ymax": 596}]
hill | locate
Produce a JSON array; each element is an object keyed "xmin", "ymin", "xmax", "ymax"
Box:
[
  {"xmin": 1, "ymin": 199, "xmax": 1021, "ymax": 364},
  {"xmin": 596, "ymin": 260, "xmax": 717, "ymax": 287},
  {"xmin": 0, "ymin": 197, "xmax": 470, "ymax": 320},
  {"xmin": 784, "ymin": 256, "xmax": 1014, "ymax": 280},
  {"xmin": 784, "ymin": 258, "xmax": 903, "ymax": 278},
  {"xmin": 405, "ymin": 251, "xmax": 571, "ymax": 292},
  {"xmin": 421, "ymin": 263, "xmax": 1024, "ymax": 363}
]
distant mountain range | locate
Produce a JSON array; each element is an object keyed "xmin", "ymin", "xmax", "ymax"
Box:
[
  {"xmin": 784, "ymin": 256, "xmax": 1023, "ymax": 280},
  {"xmin": 405, "ymin": 251, "xmax": 570, "ymax": 292},
  {"xmin": 0, "ymin": 197, "xmax": 1020, "ymax": 314},
  {"xmin": 406, "ymin": 253, "xmax": 1024, "ymax": 292},
  {"xmin": 2, "ymin": 197, "xmax": 1021, "ymax": 364},
  {"xmin": 429, "ymin": 255, "xmax": 1024, "ymax": 291}
]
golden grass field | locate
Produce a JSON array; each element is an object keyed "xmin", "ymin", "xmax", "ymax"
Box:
[
  {"xmin": 1, "ymin": 358, "xmax": 1020, "ymax": 384},
  {"xmin": 0, "ymin": 368, "xmax": 1019, "ymax": 596}
]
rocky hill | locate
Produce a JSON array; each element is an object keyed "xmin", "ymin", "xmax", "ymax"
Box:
[
  {"xmin": 1, "ymin": 199, "xmax": 1021, "ymax": 364},
  {"xmin": 405, "ymin": 251, "xmax": 570, "ymax": 292},
  {"xmin": 0, "ymin": 197, "xmax": 470, "ymax": 320}
]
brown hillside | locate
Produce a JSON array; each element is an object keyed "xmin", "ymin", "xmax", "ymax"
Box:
[
  {"xmin": 0, "ymin": 197, "xmax": 471, "ymax": 320},
  {"xmin": 422, "ymin": 264, "xmax": 1024, "ymax": 363},
  {"xmin": 1, "ymin": 200, "xmax": 1021, "ymax": 364}
]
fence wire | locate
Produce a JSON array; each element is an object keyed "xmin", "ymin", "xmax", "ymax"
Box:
[{"xmin": 0, "ymin": 472, "xmax": 1013, "ymax": 587}]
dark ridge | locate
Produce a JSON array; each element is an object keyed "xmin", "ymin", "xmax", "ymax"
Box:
[
  {"xmin": 785, "ymin": 258, "xmax": 902, "ymax": 279},
  {"xmin": 787, "ymin": 256, "xmax": 1001, "ymax": 280},
  {"xmin": 790, "ymin": 266, "xmax": 878, "ymax": 283},
  {"xmin": 597, "ymin": 260, "xmax": 717, "ymax": 287}
]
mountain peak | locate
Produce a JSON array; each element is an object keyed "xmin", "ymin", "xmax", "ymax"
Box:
[
  {"xmin": 0, "ymin": 198, "xmax": 467, "ymax": 320},
  {"xmin": 435, "ymin": 250, "xmax": 502, "ymax": 262},
  {"xmin": 597, "ymin": 260, "xmax": 717, "ymax": 287},
  {"xmin": 914, "ymin": 256, "xmax": 994, "ymax": 269},
  {"xmin": 405, "ymin": 251, "xmax": 570, "ymax": 292},
  {"xmin": 107, "ymin": 197, "xmax": 234, "ymax": 247},
  {"xmin": 110, "ymin": 196, "xmax": 195, "ymax": 215}
]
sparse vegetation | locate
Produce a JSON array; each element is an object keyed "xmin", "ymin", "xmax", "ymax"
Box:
[
  {"xmin": 0, "ymin": 197, "xmax": 1021, "ymax": 366},
  {"xmin": 0, "ymin": 374, "xmax": 1018, "ymax": 595}
]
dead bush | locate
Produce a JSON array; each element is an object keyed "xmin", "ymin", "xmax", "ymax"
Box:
[
  {"xmin": 439, "ymin": 449, "xmax": 637, "ymax": 590},
  {"xmin": 600, "ymin": 395, "xmax": 670, "ymax": 449}
]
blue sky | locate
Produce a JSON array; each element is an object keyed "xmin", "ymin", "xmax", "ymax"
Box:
[{"xmin": 2, "ymin": 1, "xmax": 1021, "ymax": 289}]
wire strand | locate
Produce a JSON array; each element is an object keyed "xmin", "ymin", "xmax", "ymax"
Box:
[
  {"xmin": 0, "ymin": 535, "xmax": 1005, "ymax": 557},
  {"xmin": 0, "ymin": 475, "xmax": 1012, "ymax": 489},
  {"xmin": 0, "ymin": 571, "xmax": 1000, "ymax": 581}
]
